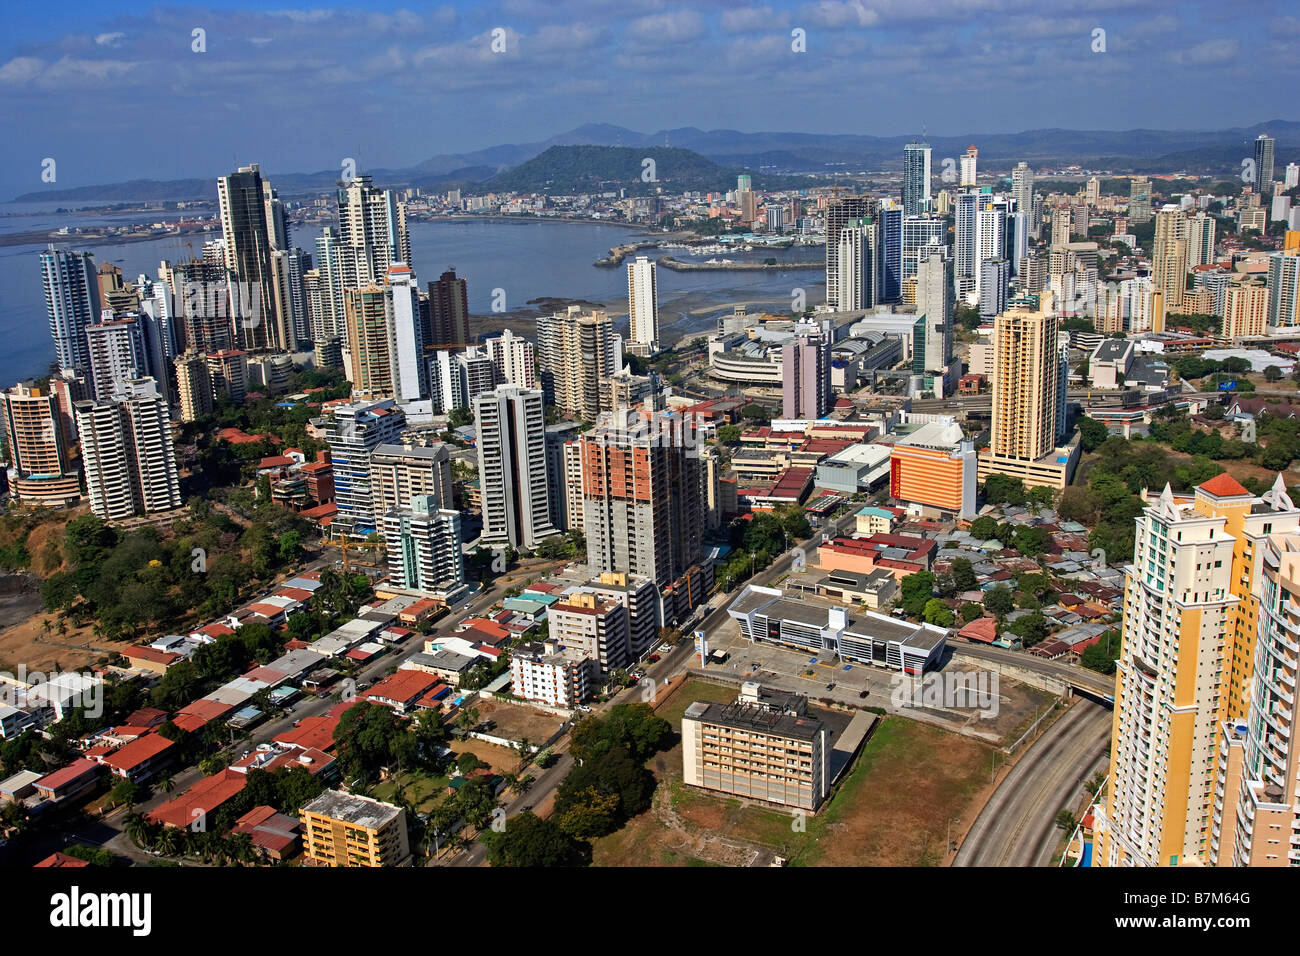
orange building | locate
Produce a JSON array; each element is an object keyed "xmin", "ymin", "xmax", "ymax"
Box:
[{"xmin": 887, "ymin": 422, "xmax": 976, "ymax": 519}]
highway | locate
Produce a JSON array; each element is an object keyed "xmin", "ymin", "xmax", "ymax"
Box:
[{"xmin": 953, "ymin": 698, "xmax": 1111, "ymax": 867}]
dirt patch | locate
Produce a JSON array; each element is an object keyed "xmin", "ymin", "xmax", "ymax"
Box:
[
  {"xmin": 0, "ymin": 610, "xmax": 130, "ymax": 673},
  {"xmin": 450, "ymin": 736, "xmax": 521, "ymax": 775},
  {"xmin": 472, "ymin": 699, "xmax": 566, "ymax": 747}
]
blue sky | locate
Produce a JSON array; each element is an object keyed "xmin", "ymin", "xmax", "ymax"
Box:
[{"xmin": 1, "ymin": 1, "xmax": 1295, "ymax": 189}]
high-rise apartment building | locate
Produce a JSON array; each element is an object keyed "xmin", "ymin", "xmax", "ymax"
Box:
[
  {"xmin": 173, "ymin": 351, "xmax": 213, "ymax": 423},
  {"xmin": 626, "ymin": 256, "xmax": 659, "ymax": 356},
  {"xmin": 536, "ymin": 307, "xmax": 617, "ymax": 420},
  {"xmin": 902, "ymin": 141, "xmax": 932, "ymax": 217},
  {"xmin": 580, "ymin": 408, "xmax": 704, "ymax": 589},
  {"xmin": 978, "ymin": 292, "xmax": 1072, "ymax": 490},
  {"xmin": 1152, "ymin": 207, "xmax": 1189, "ymax": 312},
  {"xmin": 781, "ymin": 332, "xmax": 830, "ymax": 420},
  {"xmin": 217, "ymin": 164, "xmax": 290, "ymax": 351},
  {"xmin": 85, "ymin": 316, "xmax": 149, "ymax": 401},
  {"xmin": 954, "ymin": 192, "xmax": 979, "ymax": 299},
  {"xmin": 484, "ymin": 328, "xmax": 536, "ymax": 389},
  {"xmin": 1254, "ymin": 134, "xmax": 1276, "ymax": 194},
  {"xmin": 1265, "ymin": 251, "xmax": 1300, "ymax": 331},
  {"xmin": 370, "ymin": 442, "xmax": 454, "ymax": 517},
  {"xmin": 548, "ymin": 591, "xmax": 630, "ymax": 676},
  {"xmin": 824, "ymin": 197, "xmax": 874, "ymax": 308},
  {"xmin": 344, "ymin": 285, "xmax": 395, "ymax": 398},
  {"xmin": 387, "ymin": 264, "xmax": 427, "ymax": 402},
  {"xmin": 1096, "ymin": 474, "xmax": 1300, "ymax": 867},
  {"xmin": 979, "ymin": 258, "xmax": 1010, "ymax": 321},
  {"xmin": 901, "ymin": 216, "xmax": 946, "ymax": 281},
  {"xmin": 1011, "ymin": 162, "xmax": 1036, "ymax": 236},
  {"xmin": 382, "ymin": 495, "xmax": 465, "ymax": 598},
  {"xmin": 75, "ymin": 378, "xmax": 181, "ymax": 522},
  {"xmin": 877, "ymin": 202, "xmax": 903, "ymax": 303},
  {"xmin": 312, "ymin": 227, "xmax": 347, "ymax": 341},
  {"xmin": 835, "ymin": 217, "xmax": 878, "ymax": 311},
  {"xmin": 427, "ymin": 268, "xmax": 470, "ymax": 349},
  {"xmin": 335, "ymin": 175, "xmax": 411, "ymax": 293},
  {"xmin": 475, "ymin": 385, "xmax": 555, "ymax": 550},
  {"xmin": 41, "ymin": 247, "xmax": 100, "ymax": 377},
  {"xmin": 1223, "ymin": 279, "xmax": 1270, "ymax": 339},
  {"xmin": 313, "ymin": 398, "xmax": 407, "ymax": 536},
  {"xmin": 960, "ymin": 145, "xmax": 978, "ymax": 187},
  {"xmin": 205, "ymin": 349, "xmax": 248, "ymax": 405},
  {"xmin": 1, "ymin": 383, "xmax": 80, "ymax": 507}
]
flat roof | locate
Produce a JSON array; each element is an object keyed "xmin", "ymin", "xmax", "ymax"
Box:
[
  {"xmin": 301, "ymin": 789, "xmax": 402, "ymax": 829},
  {"xmin": 686, "ymin": 700, "xmax": 825, "ymax": 742}
]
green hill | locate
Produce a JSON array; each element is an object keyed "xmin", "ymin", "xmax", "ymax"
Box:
[{"xmin": 480, "ymin": 145, "xmax": 806, "ymax": 195}]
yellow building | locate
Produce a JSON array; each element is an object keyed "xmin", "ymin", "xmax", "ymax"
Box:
[
  {"xmin": 299, "ymin": 789, "xmax": 410, "ymax": 867},
  {"xmin": 345, "ymin": 285, "xmax": 395, "ymax": 399},
  {"xmin": 1210, "ymin": 513, "xmax": 1300, "ymax": 866},
  {"xmin": 1222, "ymin": 279, "xmax": 1269, "ymax": 340},
  {"xmin": 1096, "ymin": 473, "xmax": 1300, "ymax": 867}
]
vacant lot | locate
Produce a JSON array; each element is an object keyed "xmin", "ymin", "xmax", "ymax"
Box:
[
  {"xmin": 372, "ymin": 770, "xmax": 451, "ymax": 814},
  {"xmin": 451, "ymin": 736, "xmax": 522, "ymax": 775},
  {"xmin": 472, "ymin": 698, "xmax": 566, "ymax": 747},
  {"xmin": 590, "ymin": 678, "xmax": 995, "ymax": 867}
]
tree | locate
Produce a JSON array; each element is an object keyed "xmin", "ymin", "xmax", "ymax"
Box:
[
  {"xmin": 922, "ymin": 598, "xmax": 954, "ymax": 628},
  {"xmin": 958, "ymin": 603, "xmax": 984, "ymax": 623},
  {"xmin": 1009, "ymin": 611, "xmax": 1049, "ymax": 647},
  {"xmin": 715, "ymin": 424, "xmax": 741, "ymax": 444},
  {"xmin": 482, "ymin": 811, "xmax": 589, "ymax": 867},
  {"xmin": 1055, "ymin": 810, "xmax": 1077, "ymax": 832},
  {"xmin": 968, "ymin": 515, "xmax": 999, "ymax": 541},
  {"xmin": 1265, "ymin": 365, "xmax": 1283, "ymax": 383},
  {"xmin": 984, "ymin": 586, "xmax": 1015, "ymax": 617},
  {"xmin": 948, "ymin": 558, "xmax": 977, "ymax": 592},
  {"xmin": 554, "ymin": 786, "xmax": 622, "ymax": 839},
  {"xmin": 112, "ymin": 778, "xmax": 142, "ymax": 810},
  {"xmin": 898, "ymin": 571, "xmax": 936, "ymax": 618}
]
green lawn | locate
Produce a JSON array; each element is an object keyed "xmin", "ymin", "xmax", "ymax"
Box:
[{"xmin": 372, "ymin": 770, "xmax": 450, "ymax": 814}]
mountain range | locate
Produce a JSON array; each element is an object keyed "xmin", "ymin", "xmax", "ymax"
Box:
[{"xmin": 11, "ymin": 120, "xmax": 1300, "ymax": 203}]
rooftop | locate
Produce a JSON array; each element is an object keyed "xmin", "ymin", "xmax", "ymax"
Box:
[{"xmin": 300, "ymin": 789, "xmax": 403, "ymax": 829}]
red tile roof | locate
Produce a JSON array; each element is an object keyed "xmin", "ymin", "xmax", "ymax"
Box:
[
  {"xmin": 35, "ymin": 852, "xmax": 91, "ymax": 868},
  {"xmin": 1198, "ymin": 473, "xmax": 1251, "ymax": 498},
  {"xmin": 34, "ymin": 758, "xmax": 100, "ymax": 794},
  {"xmin": 273, "ymin": 715, "xmax": 340, "ymax": 752},
  {"xmin": 101, "ymin": 733, "xmax": 174, "ymax": 773},
  {"xmin": 173, "ymin": 698, "xmax": 234, "ymax": 733},
  {"xmin": 147, "ymin": 770, "xmax": 247, "ymax": 828}
]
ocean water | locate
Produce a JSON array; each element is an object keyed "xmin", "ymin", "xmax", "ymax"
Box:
[{"xmin": 0, "ymin": 210, "xmax": 824, "ymax": 386}]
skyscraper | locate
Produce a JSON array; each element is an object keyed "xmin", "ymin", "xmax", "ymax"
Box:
[
  {"xmin": 386, "ymin": 264, "xmax": 427, "ymax": 402},
  {"xmin": 824, "ymin": 197, "xmax": 874, "ymax": 308},
  {"xmin": 1152, "ymin": 206, "xmax": 1190, "ymax": 312},
  {"xmin": 626, "ymin": 256, "xmax": 659, "ymax": 356},
  {"xmin": 428, "ymin": 268, "xmax": 470, "ymax": 349},
  {"xmin": 1254, "ymin": 134, "xmax": 1276, "ymax": 194},
  {"xmin": 580, "ymin": 408, "xmax": 704, "ymax": 589},
  {"xmin": 217, "ymin": 163, "xmax": 290, "ymax": 351},
  {"xmin": 85, "ymin": 315, "xmax": 150, "ymax": 401},
  {"xmin": 1096, "ymin": 475, "xmax": 1300, "ymax": 867},
  {"xmin": 781, "ymin": 331, "xmax": 830, "ymax": 419},
  {"xmin": 313, "ymin": 227, "xmax": 347, "ymax": 340},
  {"xmin": 978, "ymin": 291, "xmax": 1068, "ymax": 489},
  {"xmin": 960, "ymin": 145, "xmax": 978, "ymax": 187},
  {"xmin": 173, "ymin": 350, "xmax": 214, "ymax": 423},
  {"xmin": 370, "ymin": 442, "xmax": 454, "ymax": 518},
  {"xmin": 877, "ymin": 202, "xmax": 904, "ymax": 303},
  {"xmin": 1265, "ymin": 250, "xmax": 1300, "ymax": 331},
  {"xmin": 1, "ymin": 383, "xmax": 80, "ymax": 507},
  {"xmin": 536, "ymin": 307, "xmax": 617, "ymax": 420},
  {"xmin": 835, "ymin": 217, "xmax": 879, "ymax": 311},
  {"xmin": 978, "ymin": 258, "xmax": 1009, "ymax": 321},
  {"xmin": 344, "ymin": 285, "xmax": 396, "ymax": 398},
  {"xmin": 485, "ymin": 328, "xmax": 537, "ymax": 389},
  {"xmin": 382, "ymin": 495, "xmax": 465, "ymax": 597},
  {"xmin": 75, "ymin": 377, "xmax": 181, "ymax": 521},
  {"xmin": 954, "ymin": 191, "xmax": 979, "ymax": 299},
  {"xmin": 313, "ymin": 398, "xmax": 408, "ymax": 536},
  {"xmin": 1128, "ymin": 176, "xmax": 1153, "ymax": 224},
  {"xmin": 902, "ymin": 140, "xmax": 932, "ymax": 217},
  {"xmin": 1011, "ymin": 162, "xmax": 1036, "ymax": 236},
  {"xmin": 41, "ymin": 247, "xmax": 100, "ymax": 377},
  {"xmin": 475, "ymin": 385, "xmax": 555, "ymax": 550},
  {"xmin": 915, "ymin": 253, "xmax": 953, "ymax": 373},
  {"xmin": 336, "ymin": 175, "xmax": 411, "ymax": 293}
]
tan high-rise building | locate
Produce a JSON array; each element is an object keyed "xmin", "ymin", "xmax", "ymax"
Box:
[
  {"xmin": 299, "ymin": 790, "xmax": 410, "ymax": 867},
  {"xmin": 1095, "ymin": 474, "xmax": 1300, "ymax": 868},
  {"xmin": 1, "ymin": 383, "xmax": 81, "ymax": 507},
  {"xmin": 205, "ymin": 349, "xmax": 248, "ymax": 405},
  {"xmin": 370, "ymin": 442, "xmax": 454, "ymax": 516},
  {"xmin": 1222, "ymin": 279, "xmax": 1270, "ymax": 339},
  {"xmin": 536, "ymin": 307, "xmax": 617, "ymax": 421},
  {"xmin": 345, "ymin": 285, "xmax": 396, "ymax": 399},
  {"xmin": 1152, "ymin": 207, "xmax": 1189, "ymax": 312},
  {"xmin": 977, "ymin": 291, "xmax": 1073, "ymax": 490},
  {"xmin": 174, "ymin": 351, "xmax": 213, "ymax": 422}
]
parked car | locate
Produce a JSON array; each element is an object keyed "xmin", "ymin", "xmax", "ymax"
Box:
[{"xmin": 648, "ymin": 654, "xmax": 661, "ymax": 663}]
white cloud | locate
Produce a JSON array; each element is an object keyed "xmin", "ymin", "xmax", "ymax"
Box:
[
  {"xmin": 95, "ymin": 32, "xmax": 125, "ymax": 48},
  {"xmin": 1169, "ymin": 38, "xmax": 1240, "ymax": 66},
  {"xmin": 0, "ymin": 56, "xmax": 44, "ymax": 83}
]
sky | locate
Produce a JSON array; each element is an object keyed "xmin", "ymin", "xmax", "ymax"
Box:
[{"xmin": 1, "ymin": 0, "xmax": 1297, "ymax": 191}]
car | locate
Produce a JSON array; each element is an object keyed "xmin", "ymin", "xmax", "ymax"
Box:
[
  {"xmin": 648, "ymin": 654, "xmax": 661, "ymax": 663},
  {"xmin": 520, "ymin": 804, "xmax": 532, "ymax": 812},
  {"xmin": 858, "ymin": 690, "xmax": 869, "ymax": 699},
  {"xmin": 825, "ymin": 683, "xmax": 835, "ymax": 691}
]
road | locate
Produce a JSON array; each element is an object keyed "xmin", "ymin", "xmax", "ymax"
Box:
[
  {"xmin": 953, "ymin": 643, "xmax": 1115, "ymax": 698},
  {"xmin": 953, "ymin": 698, "xmax": 1111, "ymax": 867}
]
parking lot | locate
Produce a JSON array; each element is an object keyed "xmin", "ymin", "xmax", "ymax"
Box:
[{"xmin": 698, "ymin": 615, "xmax": 1053, "ymax": 745}]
